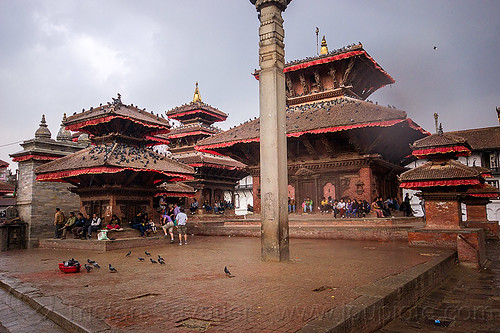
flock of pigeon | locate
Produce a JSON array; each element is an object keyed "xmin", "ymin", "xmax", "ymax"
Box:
[
  {"xmin": 126, "ymin": 250, "xmax": 167, "ymax": 265},
  {"xmin": 82, "ymin": 142, "xmax": 183, "ymax": 167},
  {"xmin": 80, "ymin": 251, "xmax": 233, "ymax": 277}
]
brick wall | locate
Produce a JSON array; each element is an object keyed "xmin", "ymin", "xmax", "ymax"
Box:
[
  {"xmin": 16, "ymin": 159, "xmax": 80, "ymax": 245},
  {"xmin": 424, "ymin": 199, "xmax": 462, "ymax": 229},
  {"xmin": 466, "ymin": 203, "xmax": 488, "ymax": 221}
]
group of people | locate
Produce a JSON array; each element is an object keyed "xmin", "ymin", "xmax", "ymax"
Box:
[
  {"xmin": 158, "ymin": 202, "xmax": 189, "ymax": 245},
  {"xmin": 317, "ymin": 197, "xmax": 371, "ymax": 218},
  {"xmin": 54, "ymin": 208, "xmax": 122, "ymax": 240},
  {"xmin": 202, "ymin": 199, "xmax": 233, "ymax": 214},
  {"xmin": 286, "ymin": 194, "xmax": 414, "ymax": 218}
]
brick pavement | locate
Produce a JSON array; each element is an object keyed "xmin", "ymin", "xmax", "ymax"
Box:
[
  {"xmin": 0, "ymin": 288, "xmax": 67, "ymax": 332},
  {"xmin": 0, "ymin": 237, "xmax": 452, "ymax": 332},
  {"xmin": 378, "ymin": 240, "xmax": 500, "ymax": 333}
]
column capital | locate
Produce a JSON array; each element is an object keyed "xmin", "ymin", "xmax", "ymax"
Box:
[{"xmin": 250, "ymin": 0, "xmax": 292, "ymax": 11}]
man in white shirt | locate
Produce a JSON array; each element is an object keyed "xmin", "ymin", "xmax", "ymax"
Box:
[
  {"xmin": 176, "ymin": 208, "xmax": 188, "ymax": 245},
  {"xmin": 87, "ymin": 213, "xmax": 101, "ymax": 239}
]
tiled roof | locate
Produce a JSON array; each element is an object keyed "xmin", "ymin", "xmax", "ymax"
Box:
[
  {"xmin": 0, "ymin": 181, "xmax": 14, "ymax": 193},
  {"xmin": 35, "ymin": 143, "xmax": 193, "ymax": 176},
  {"xmin": 285, "ymin": 43, "xmax": 365, "ymax": 67},
  {"xmin": 197, "ymin": 97, "xmax": 419, "ymax": 147},
  {"xmin": 65, "ymin": 102, "xmax": 170, "ymax": 132},
  {"xmin": 0, "ymin": 160, "xmax": 8, "ymax": 168},
  {"xmin": 411, "ymin": 133, "xmax": 468, "ymax": 149},
  {"xmin": 167, "ymin": 123, "xmax": 222, "ymax": 138},
  {"xmin": 157, "ymin": 182, "xmax": 195, "ymax": 194},
  {"xmin": 400, "ymin": 160, "xmax": 481, "ymax": 181},
  {"xmin": 466, "ymin": 183, "xmax": 499, "ymax": 195},
  {"xmin": 174, "ymin": 151, "xmax": 246, "ymax": 169},
  {"xmin": 447, "ymin": 127, "xmax": 500, "ymax": 151},
  {"xmin": 167, "ymin": 101, "xmax": 227, "ymax": 119}
]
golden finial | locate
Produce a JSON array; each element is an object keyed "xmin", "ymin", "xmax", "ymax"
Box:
[
  {"xmin": 320, "ymin": 36, "xmax": 328, "ymax": 55},
  {"xmin": 192, "ymin": 82, "xmax": 202, "ymax": 103}
]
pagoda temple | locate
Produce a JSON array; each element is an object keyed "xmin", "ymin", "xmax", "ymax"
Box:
[
  {"xmin": 400, "ymin": 126, "xmax": 499, "ymax": 267},
  {"xmin": 35, "ymin": 94, "xmax": 194, "ymax": 223},
  {"xmin": 196, "ymin": 40, "xmax": 428, "ymax": 212},
  {"xmin": 164, "ymin": 83, "xmax": 247, "ymax": 207}
]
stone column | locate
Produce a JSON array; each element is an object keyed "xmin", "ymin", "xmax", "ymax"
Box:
[{"xmin": 250, "ymin": 0, "xmax": 291, "ymax": 261}]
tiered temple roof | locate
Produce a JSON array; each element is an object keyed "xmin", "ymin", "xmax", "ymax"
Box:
[
  {"xmin": 163, "ymin": 84, "xmax": 248, "ymax": 203},
  {"xmin": 197, "ymin": 97, "xmax": 427, "ymax": 165},
  {"xmin": 35, "ymin": 94, "xmax": 194, "ymax": 187},
  {"xmin": 254, "ymin": 42, "xmax": 395, "ymax": 104},
  {"xmin": 400, "ymin": 130, "xmax": 490, "ymax": 190}
]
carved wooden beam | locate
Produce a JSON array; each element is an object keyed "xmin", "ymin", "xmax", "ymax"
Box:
[
  {"xmin": 313, "ymin": 70, "xmax": 323, "ymax": 91},
  {"xmin": 365, "ymin": 131, "xmax": 385, "ymax": 153},
  {"xmin": 123, "ymin": 172, "xmax": 139, "ymax": 187},
  {"xmin": 299, "ymin": 73, "xmax": 308, "ymax": 95},
  {"xmin": 287, "ymin": 144, "xmax": 296, "ymax": 161},
  {"xmin": 301, "ymin": 136, "xmax": 319, "ymax": 159},
  {"xmin": 328, "ymin": 66, "xmax": 338, "ymax": 88},
  {"xmin": 240, "ymin": 144, "xmax": 258, "ymax": 165},
  {"xmin": 320, "ymin": 136, "xmax": 334, "ymax": 155},
  {"xmin": 286, "ymin": 75, "xmax": 294, "ymax": 97},
  {"xmin": 342, "ymin": 58, "xmax": 355, "ymax": 86}
]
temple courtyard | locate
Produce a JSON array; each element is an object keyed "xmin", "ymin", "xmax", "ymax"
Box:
[{"xmin": 0, "ymin": 235, "xmax": 476, "ymax": 332}]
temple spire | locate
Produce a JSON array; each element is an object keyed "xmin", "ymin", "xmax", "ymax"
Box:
[
  {"xmin": 192, "ymin": 82, "xmax": 202, "ymax": 103},
  {"xmin": 35, "ymin": 114, "xmax": 51, "ymax": 139},
  {"xmin": 320, "ymin": 36, "xmax": 328, "ymax": 55}
]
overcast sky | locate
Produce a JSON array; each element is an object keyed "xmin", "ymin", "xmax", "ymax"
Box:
[{"xmin": 1, "ymin": 0, "xmax": 499, "ymax": 168}]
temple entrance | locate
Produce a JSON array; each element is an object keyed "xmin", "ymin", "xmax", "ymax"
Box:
[
  {"xmin": 301, "ymin": 181, "xmax": 315, "ymax": 207},
  {"xmin": 202, "ymin": 188, "xmax": 212, "ymax": 205},
  {"xmin": 214, "ymin": 189, "xmax": 224, "ymax": 202}
]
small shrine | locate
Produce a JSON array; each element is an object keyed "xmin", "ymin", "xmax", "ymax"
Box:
[
  {"xmin": 10, "ymin": 114, "xmax": 85, "ymax": 246},
  {"xmin": 400, "ymin": 125, "xmax": 498, "ymax": 267},
  {"xmin": 35, "ymin": 94, "xmax": 194, "ymax": 223},
  {"xmin": 165, "ymin": 83, "xmax": 247, "ymax": 208}
]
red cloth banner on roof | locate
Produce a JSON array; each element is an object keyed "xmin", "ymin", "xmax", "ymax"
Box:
[
  {"xmin": 144, "ymin": 135, "xmax": 169, "ymax": 144},
  {"xmin": 168, "ymin": 131, "xmax": 215, "ymax": 139},
  {"xmin": 412, "ymin": 145, "xmax": 471, "ymax": 158},
  {"xmin": 283, "ymin": 50, "xmax": 395, "ymax": 83},
  {"xmin": 154, "ymin": 192, "xmax": 195, "ymax": 198},
  {"xmin": 66, "ymin": 116, "xmax": 170, "ymax": 132},
  {"xmin": 189, "ymin": 163, "xmax": 241, "ymax": 170},
  {"xmin": 36, "ymin": 167, "xmax": 194, "ymax": 182},
  {"xmin": 12, "ymin": 155, "xmax": 59, "ymax": 162},
  {"xmin": 469, "ymin": 193, "xmax": 499, "ymax": 198},
  {"xmin": 400, "ymin": 179, "xmax": 480, "ymax": 189},
  {"xmin": 169, "ymin": 110, "xmax": 226, "ymax": 122},
  {"xmin": 196, "ymin": 118, "xmax": 429, "ymax": 152}
]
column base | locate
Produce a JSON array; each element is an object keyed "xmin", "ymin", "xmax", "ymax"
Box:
[
  {"xmin": 464, "ymin": 220, "xmax": 499, "ymax": 239},
  {"xmin": 408, "ymin": 228, "xmax": 486, "ymax": 269}
]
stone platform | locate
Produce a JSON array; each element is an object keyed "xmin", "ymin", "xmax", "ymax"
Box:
[
  {"xmin": 192, "ymin": 216, "xmax": 424, "ymax": 242},
  {"xmin": 36, "ymin": 216, "xmax": 425, "ymax": 251},
  {"xmin": 0, "ymin": 237, "xmax": 455, "ymax": 332},
  {"xmin": 39, "ymin": 235, "xmax": 169, "ymax": 251}
]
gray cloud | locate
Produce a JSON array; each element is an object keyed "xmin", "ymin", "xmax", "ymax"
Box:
[{"xmin": 1, "ymin": 0, "xmax": 498, "ymax": 166}]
